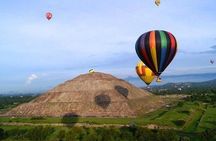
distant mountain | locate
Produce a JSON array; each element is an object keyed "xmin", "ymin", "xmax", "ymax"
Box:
[
  {"xmin": 153, "ymin": 79, "xmax": 216, "ymax": 89},
  {"xmin": 148, "ymin": 79, "xmax": 216, "ymax": 95},
  {"xmin": 125, "ymin": 73, "xmax": 216, "ymax": 87},
  {"xmin": 0, "ymin": 92, "xmax": 41, "ymax": 96}
]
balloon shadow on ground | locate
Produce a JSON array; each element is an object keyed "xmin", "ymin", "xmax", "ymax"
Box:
[
  {"xmin": 61, "ymin": 113, "xmax": 79, "ymax": 127},
  {"xmin": 95, "ymin": 93, "xmax": 111, "ymax": 109},
  {"xmin": 115, "ymin": 85, "xmax": 129, "ymax": 98}
]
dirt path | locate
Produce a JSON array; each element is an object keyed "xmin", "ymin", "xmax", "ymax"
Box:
[
  {"xmin": 0, "ymin": 122, "xmax": 125, "ymax": 127},
  {"xmin": 0, "ymin": 122, "xmax": 178, "ymax": 130}
]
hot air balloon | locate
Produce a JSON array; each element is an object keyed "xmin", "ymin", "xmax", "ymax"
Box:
[
  {"xmin": 210, "ymin": 60, "xmax": 214, "ymax": 64},
  {"xmin": 89, "ymin": 69, "xmax": 95, "ymax": 73},
  {"xmin": 135, "ymin": 30, "xmax": 177, "ymax": 77},
  {"xmin": 156, "ymin": 77, "xmax": 162, "ymax": 83},
  {"xmin": 46, "ymin": 12, "xmax": 52, "ymax": 20},
  {"xmin": 136, "ymin": 61, "xmax": 155, "ymax": 85},
  {"xmin": 155, "ymin": 0, "xmax": 160, "ymax": 6}
]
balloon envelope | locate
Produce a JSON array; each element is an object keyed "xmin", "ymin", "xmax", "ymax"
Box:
[
  {"xmin": 155, "ymin": 0, "xmax": 160, "ymax": 6},
  {"xmin": 136, "ymin": 61, "xmax": 155, "ymax": 85},
  {"xmin": 89, "ymin": 69, "xmax": 95, "ymax": 73},
  {"xmin": 46, "ymin": 12, "xmax": 52, "ymax": 20},
  {"xmin": 156, "ymin": 77, "xmax": 162, "ymax": 83},
  {"xmin": 135, "ymin": 30, "xmax": 177, "ymax": 76}
]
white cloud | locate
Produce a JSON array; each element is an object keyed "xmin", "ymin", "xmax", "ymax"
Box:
[{"xmin": 26, "ymin": 74, "xmax": 38, "ymax": 84}]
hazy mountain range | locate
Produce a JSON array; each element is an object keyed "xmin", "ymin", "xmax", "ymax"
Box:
[
  {"xmin": 125, "ymin": 73, "xmax": 216, "ymax": 87},
  {"xmin": 1, "ymin": 73, "xmax": 216, "ymax": 95}
]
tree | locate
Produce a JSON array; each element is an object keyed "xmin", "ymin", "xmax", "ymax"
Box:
[
  {"xmin": 157, "ymin": 130, "xmax": 178, "ymax": 141},
  {"xmin": 0, "ymin": 128, "xmax": 4, "ymax": 140},
  {"xmin": 57, "ymin": 130, "xmax": 65, "ymax": 141},
  {"xmin": 27, "ymin": 126, "xmax": 55, "ymax": 141},
  {"xmin": 65, "ymin": 130, "xmax": 78, "ymax": 141},
  {"xmin": 82, "ymin": 133, "xmax": 98, "ymax": 141},
  {"xmin": 7, "ymin": 128, "xmax": 27, "ymax": 140}
]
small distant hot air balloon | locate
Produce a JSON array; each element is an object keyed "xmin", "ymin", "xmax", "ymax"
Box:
[
  {"xmin": 156, "ymin": 77, "xmax": 162, "ymax": 83},
  {"xmin": 155, "ymin": 0, "xmax": 160, "ymax": 6},
  {"xmin": 89, "ymin": 69, "xmax": 95, "ymax": 74},
  {"xmin": 135, "ymin": 30, "xmax": 177, "ymax": 77},
  {"xmin": 210, "ymin": 60, "xmax": 214, "ymax": 64},
  {"xmin": 136, "ymin": 61, "xmax": 155, "ymax": 85},
  {"xmin": 46, "ymin": 12, "xmax": 52, "ymax": 20}
]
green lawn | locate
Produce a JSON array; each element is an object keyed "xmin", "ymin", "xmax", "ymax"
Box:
[
  {"xmin": 183, "ymin": 107, "xmax": 204, "ymax": 132},
  {"xmin": 197, "ymin": 105, "xmax": 216, "ymax": 132},
  {"xmin": 141, "ymin": 102, "xmax": 206, "ymax": 130}
]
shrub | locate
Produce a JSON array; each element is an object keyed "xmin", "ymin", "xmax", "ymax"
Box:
[
  {"xmin": 27, "ymin": 126, "xmax": 55, "ymax": 141},
  {"xmin": 180, "ymin": 136, "xmax": 191, "ymax": 141},
  {"xmin": 0, "ymin": 128, "xmax": 5, "ymax": 140},
  {"xmin": 172, "ymin": 120, "xmax": 186, "ymax": 126},
  {"xmin": 178, "ymin": 110, "xmax": 190, "ymax": 115},
  {"xmin": 177, "ymin": 102, "xmax": 184, "ymax": 107},
  {"xmin": 157, "ymin": 130, "xmax": 178, "ymax": 141},
  {"xmin": 7, "ymin": 128, "xmax": 28, "ymax": 140},
  {"xmin": 57, "ymin": 130, "xmax": 65, "ymax": 141},
  {"xmin": 31, "ymin": 117, "xmax": 45, "ymax": 120}
]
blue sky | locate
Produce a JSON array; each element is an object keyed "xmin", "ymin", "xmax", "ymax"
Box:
[{"xmin": 0, "ymin": 0, "xmax": 216, "ymax": 93}]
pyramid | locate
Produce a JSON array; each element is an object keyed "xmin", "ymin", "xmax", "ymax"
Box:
[{"xmin": 4, "ymin": 72, "xmax": 165, "ymax": 117}]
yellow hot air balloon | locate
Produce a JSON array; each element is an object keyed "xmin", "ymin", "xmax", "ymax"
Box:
[
  {"xmin": 136, "ymin": 61, "xmax": 155, "ymax": 85},
  {"xmin": 156, "ymin": 77, "xmax": 162, "ymax": 83},
  {"xmin": 155, "ymin": 0, "xmax": 160, "ymax": 6},
  {"xmin": 89, "ymin": 69, "xmax": 95, "ymax": 74}
]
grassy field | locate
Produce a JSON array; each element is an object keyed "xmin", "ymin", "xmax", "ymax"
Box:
[
  {"xmin": 197, "ymin": 105, "xmax": 216, "ymax": 132},
  {"xmin": 1, "ymin": 101, "xmax": 216, "ymax": 141},
  {"xmin": 1, "ymin": 101, "xmax": 215, "ymax": 132},
  {"xmin": 0, "ymin": 117, "xmax": 148, "ymax": 125}
]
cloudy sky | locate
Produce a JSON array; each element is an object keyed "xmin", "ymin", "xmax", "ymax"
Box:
[{"xmin": 0, "ymin": 0, "xmax": 216, "ymax": 93}]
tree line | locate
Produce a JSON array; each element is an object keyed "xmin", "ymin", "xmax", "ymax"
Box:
[
  {"xmin": 1, "ymin": 126, "xmax": 216, "ymax": 141},
  {"xmin": 0, "ymin": 95, "xmax": 37, "ymax": 111}
]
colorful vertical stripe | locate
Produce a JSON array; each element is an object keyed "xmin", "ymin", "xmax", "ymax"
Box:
[
  {"xmin": 149, "ymin": 31, "xmax": 158, "ymax": 72},
  {"xmin": 159, "ymin": 31, "xmax": 168, "ymax": 72}
]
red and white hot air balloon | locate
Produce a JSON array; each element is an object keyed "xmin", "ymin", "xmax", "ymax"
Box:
[{"xmin": 46, "ymin": 12, "xmax": 52, "ymax": 20}]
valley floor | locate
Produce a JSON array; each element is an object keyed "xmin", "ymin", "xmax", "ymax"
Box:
[
  {"xmin": 0, "ymin": 101, "xmax": 216, "ymax": 132},
  {"xmin": 0, "ymin": 96, "xmax": 216, "ymax": 140}
]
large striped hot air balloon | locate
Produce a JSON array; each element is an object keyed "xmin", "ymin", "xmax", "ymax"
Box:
[
  {"xmin": 136, "ymin": 61, "xmax": 155, "ymax": 85},
  {"xmin": 135, "ymin": 30, "xmax": 177, "ymax": 76}
]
